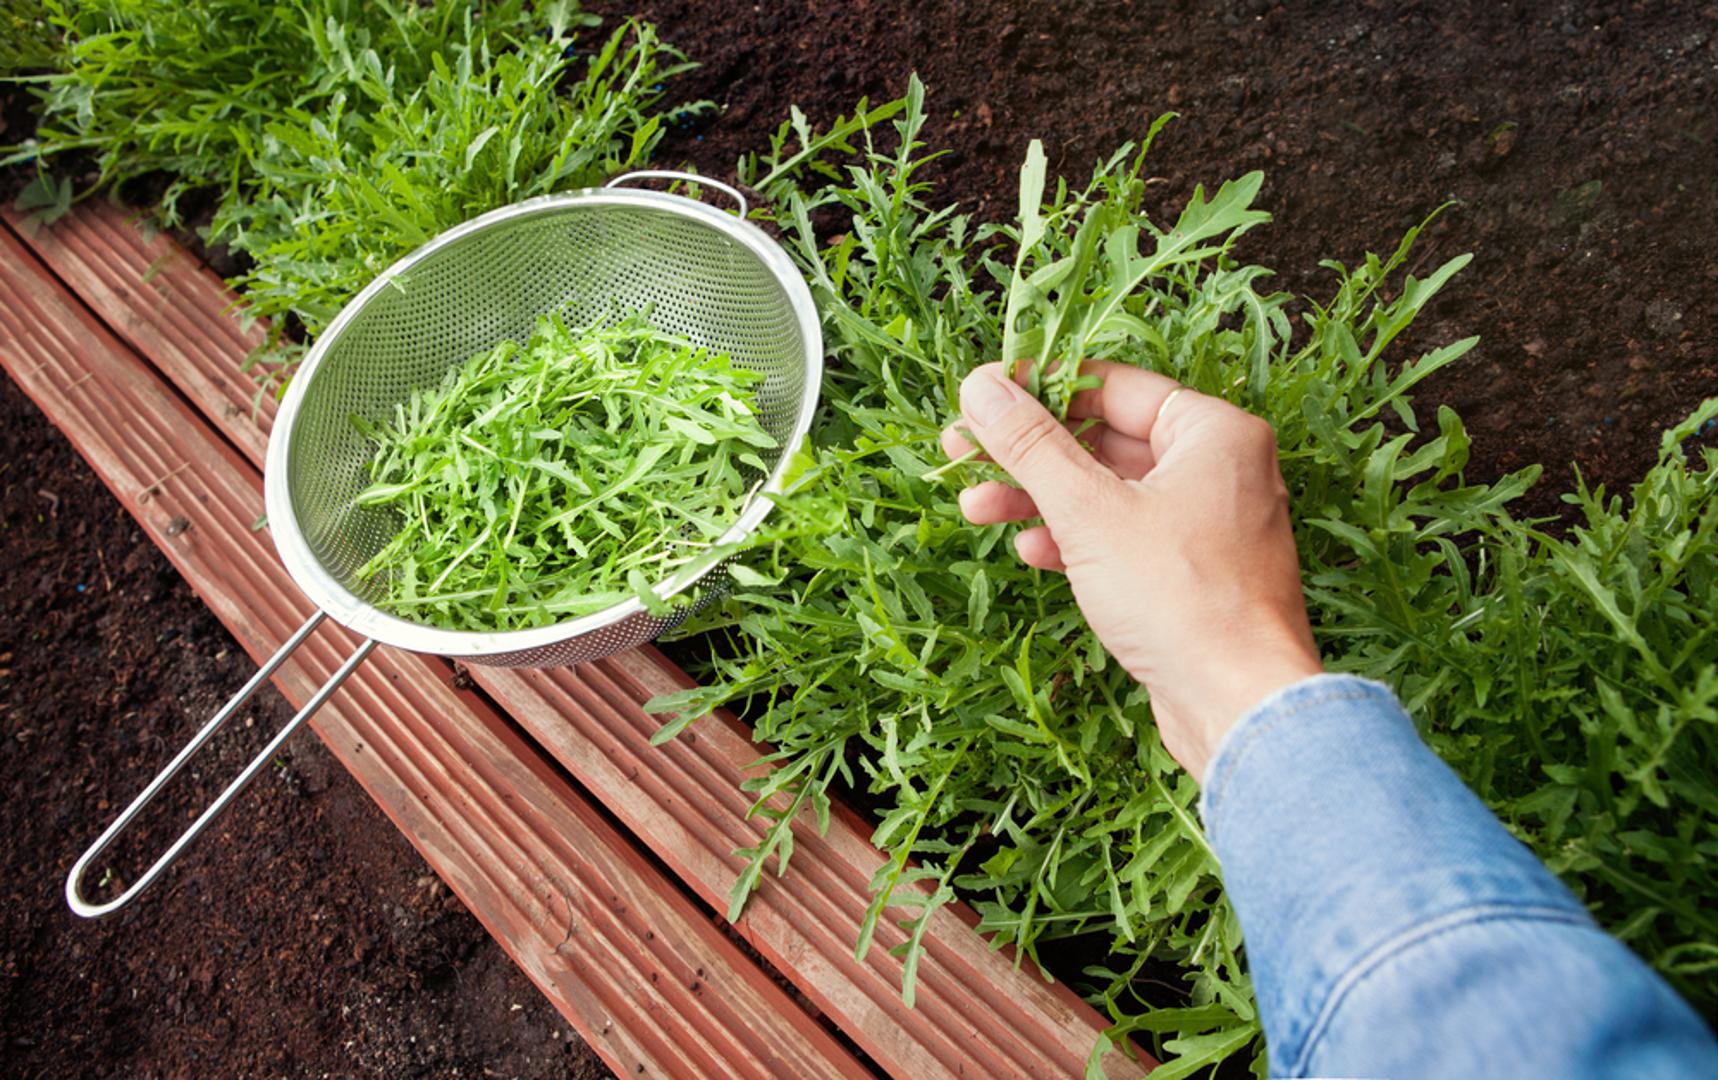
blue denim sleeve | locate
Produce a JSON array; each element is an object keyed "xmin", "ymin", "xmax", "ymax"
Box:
[{"xmin": 1199, "ymin": 673, "xmax": 1718, "ymax": 1079}]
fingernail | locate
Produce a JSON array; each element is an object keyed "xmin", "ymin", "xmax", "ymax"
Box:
[{"xmin": 963, "ymin": 368, "xmax": 1020, "ymax": 426}]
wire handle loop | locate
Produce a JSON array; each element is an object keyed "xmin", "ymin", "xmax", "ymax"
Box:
[
  {"xmin": 65, "ymin": 613, "xmax": 376, "ymax": 918},
  {"xmin": 606, "ymin": 169, "xmax": 749, "ymax": 217}
]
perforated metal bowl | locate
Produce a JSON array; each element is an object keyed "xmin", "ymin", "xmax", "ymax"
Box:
[
  {"xmin": 273, "ymin": 174, "xmax": 819, "ymax": 666},
  {"xmin": 67, "ymin": 173, "xmax": 822, "ymax": 917}
]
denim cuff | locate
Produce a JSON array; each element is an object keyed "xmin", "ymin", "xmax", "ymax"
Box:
[
  {"xmin": 1195, "ymin": 669, "xmax": 1718, "ymax": 1071},
  {"xmin": 1198, "ymin": 672, "xmax": 1399, "ymax": 842},
  {"xmin": 1193, "ymin": 671, "xmax": 1592, "ymax": 1072}
]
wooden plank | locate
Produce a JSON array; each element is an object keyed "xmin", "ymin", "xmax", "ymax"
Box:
[
  {"xmin": 20, "ymin": 201, "xmax": 273, "ymax": 464},
  {"xmin": 13, "ymin": 205, "xmax": 1154, "ymax": 1079},
  {"xmin": 0, "ymin": 223, "xmax": 869, "ymax": 1080},
  {"xmin": 483, "ymin": 658, "xmax": 1147, "ymax": 1080}
]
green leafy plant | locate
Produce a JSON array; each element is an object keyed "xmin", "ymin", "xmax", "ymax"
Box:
[
  {"xmin": 7, "ymin": 0, "xmax": 699, "ymax": 384},
  {"xmin": 645, "ymin": 80, "xmax": 1717, "ymax": 1076},
  {"xmin": 5, "ymin": 0, "xmax": 569, "ymax": 222},
  {"xmin": 1341, "ymin": 399, "xmax": 1718, "ymax": 994},
  {"xmin": 9, "ymin": 171, "xmax": 73, "ymax": 232},
  {"xmin": 212, "ymin": 16, "xmax": 695, "ymax": 344},
  {"xmin": 13, "ymin": 8, "xmax": 1714, "ymax": 1066},
  {"xmin": 0, "ymin": 0, "xmax": 60, "ymax": 74},
  {"xmin": 354, "ymin": 312, "xmax": 775, "ymax": 632}
]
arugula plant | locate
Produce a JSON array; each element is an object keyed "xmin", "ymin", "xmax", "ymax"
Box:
[
  {"xmin": 354, "ymin": 312, "xmax": 774, "ymax": 633},
  {"xmin": 0, "ymin": 0, "xmax": 59, "ymax": 74},
  {"xmin": 646, "ymin": 80, "xmax": 1717, "ymax": 1077},
  {"xmin": 14, "ymin": 7, "xmax": 1714, "ymax": 1066},
  {"xmin": 5, "ymin": 0, "xmax": 571, "ymax": 223},
  {"xmin": 212, "ymin": 16, "xmax": 694, "ymax": 346},
  {"xmin": 9, "ymin": 1, "xmax": 698, "ymax": 384}
]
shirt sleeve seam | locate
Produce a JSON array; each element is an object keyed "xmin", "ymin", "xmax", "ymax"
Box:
[{"xmin": 1289, "ymin": 902, "xmax": 1596, "ymax": 1076}]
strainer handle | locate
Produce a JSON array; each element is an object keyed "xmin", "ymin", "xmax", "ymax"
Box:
[
  {"xmin": 605, "ymin": 169, "xmax": 749, "ymax": 217},
  {"xmin": 65, "ymin": 612, "xmax": 377, "ymax": 918}
]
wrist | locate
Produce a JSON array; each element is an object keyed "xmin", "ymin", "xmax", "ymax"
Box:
[{"xmin": 1176, "ymin": 644, "xmax": 1324, "ymax": 782}]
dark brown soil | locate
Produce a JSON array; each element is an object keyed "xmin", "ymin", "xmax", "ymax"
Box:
[
  {"xmin": 0, "ymin": 375, "xmax": 609, "ymax": 1078},
  {"xmin": 602, "ymin": 0, "xmax": 1718, "ymax": 511}
]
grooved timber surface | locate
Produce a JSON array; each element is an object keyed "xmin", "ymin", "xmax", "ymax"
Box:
[
  {"xmin": 0, "ymin": 223, "xmax": 867, "ymax": 1080},
  {"xmin": 483, "ymin": 658, "xmax": 1152, "ymax": 1080},
  {"xmin": 18, "ymin": 200, "xmax": 273, "ymax": 464},
  {"xmin": 10, "ymin": 206, "xmax": 1156, "ymax": 1079}
]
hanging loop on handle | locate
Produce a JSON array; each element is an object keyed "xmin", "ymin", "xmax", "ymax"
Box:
[
  {"xmin": 65, "ymin": 613, "xmax": 377, "ymax": 918},
  {"xmin": 605, "ymin": 170, "xmax": 749, "ymax": 217}
]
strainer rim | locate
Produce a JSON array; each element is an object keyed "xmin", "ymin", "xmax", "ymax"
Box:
[{"xmin": 262, "ymin": 185, "xmax": 823, "ymax": 658}]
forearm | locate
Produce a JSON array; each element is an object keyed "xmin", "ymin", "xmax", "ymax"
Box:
[{"xmin": 1201, "ymin": 674, "xmax": 1718, "ymax": 1077}]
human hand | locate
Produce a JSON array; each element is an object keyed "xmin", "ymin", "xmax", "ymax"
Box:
[{"xmin": 941, "ymin": 361, "xmax": 1323, "ymax": 781}]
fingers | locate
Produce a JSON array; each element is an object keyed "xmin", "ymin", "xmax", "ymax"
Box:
[
  {"xmin": 941, "ymin": 419, "xmax": 1156, "ymax": 480},
  {"xmin": 1013, "ymin": 526, "xmax": 1065, "ymax": 571},
  {"xmin": 940, "ymin": 421, "xmax": 982, "ymax": 461},
  {"xmin": 945, "ymin": 361, "xmax": 1193, "ymax": 471},
  {"xmin": 956, "ymin": 491, "xmax": 1067, "ymax": 571},
  {"xmin": 955, "ymin": 364, "xmax": 1112, "ymax": 522},
  {"xmin": 959, "ymin": 480, "xmax": 1039, "ymax": 524},
  {"xmin": 1090, "ymin": 424, "xmax": 1156, "ymax": 480},
  {"xmin": 1065, "ymin": 361, "xmax": 1207, "ymax": 449}
]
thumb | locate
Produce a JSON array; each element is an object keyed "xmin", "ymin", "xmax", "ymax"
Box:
[{"xmin": 959, "ymin": 364, "xmax": 1109, "ymax": 518}]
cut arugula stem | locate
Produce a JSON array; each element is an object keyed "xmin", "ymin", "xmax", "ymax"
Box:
[{"xmin": 921, "ymin": 446, "xmax": 982, "ymax": 483}]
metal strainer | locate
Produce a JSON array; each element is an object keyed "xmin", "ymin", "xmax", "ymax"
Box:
[{"xmin": 67, "ymin": 172, "xmax": 823, "ymax": 917}]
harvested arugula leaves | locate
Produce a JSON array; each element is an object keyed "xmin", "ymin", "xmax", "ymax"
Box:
[{"xmin": 352, "ymin": 313, "xmax": 774, "ymax": 632}]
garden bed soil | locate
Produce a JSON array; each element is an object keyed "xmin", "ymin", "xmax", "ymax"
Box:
[
  {"xmin": 3, "ymin": 0, "xmax": 1716, "ymax": 1075},
  {"xmin": 0, "ymin": 376, "xmax": 609, "ymax": 1078}
]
